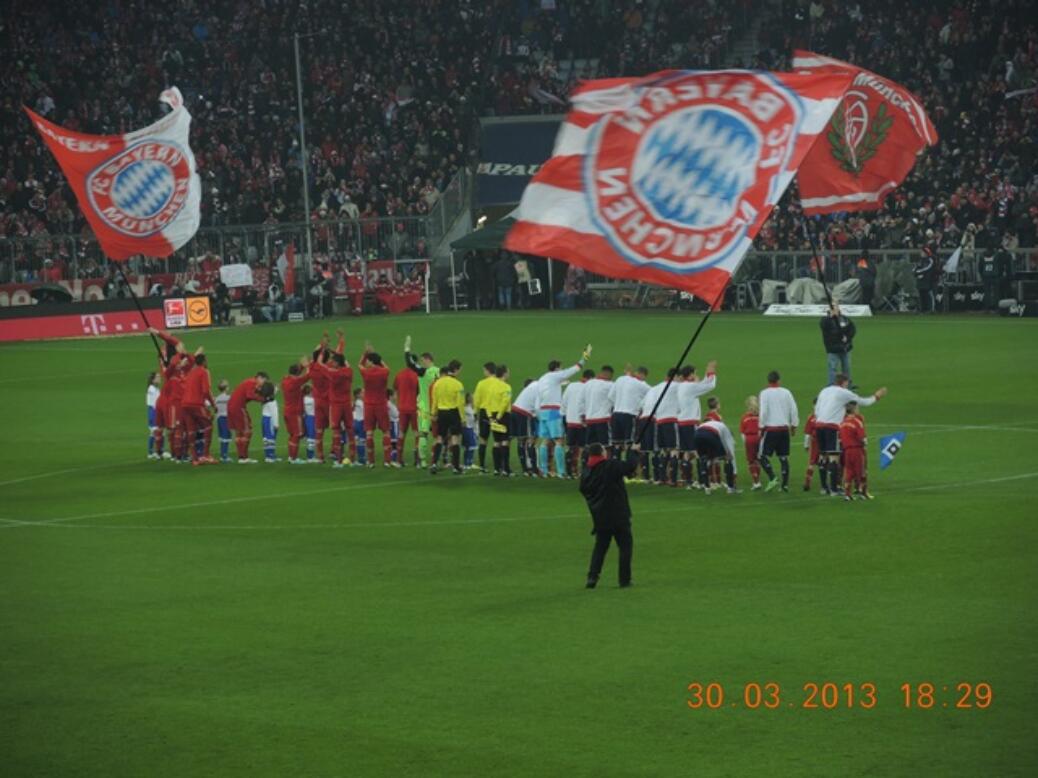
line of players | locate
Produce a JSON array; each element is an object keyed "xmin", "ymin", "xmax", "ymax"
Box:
[{"xmin": 145, "ymin": 328, "xmax": 886, "ymax": 499}]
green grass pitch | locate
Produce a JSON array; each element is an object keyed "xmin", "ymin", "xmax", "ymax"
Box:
[{"xmin": 1, "ymin": 310, "xmax": 1036, "ymax": 776}]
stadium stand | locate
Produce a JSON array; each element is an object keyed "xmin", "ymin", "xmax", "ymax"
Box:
[{"xmin": 0, "ymin": 0, "xmax": 1034, "ymax": 287}]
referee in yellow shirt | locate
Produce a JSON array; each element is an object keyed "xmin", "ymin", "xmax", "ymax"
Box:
[
  {"xmin": 485, "ymin": 364, "xmax": 513, "ymax": 476},
  {"xmin": 430, "ymin": 359, "xmax": 465, "ymax": 475},
  {"xmin": 472, "ymin": 361, "xmax": 497, "ymax": 473}
]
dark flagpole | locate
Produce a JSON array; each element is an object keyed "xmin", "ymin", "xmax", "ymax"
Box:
[
  {"xmin": 112, "ymin": 259, "xmax": 166, "ymax": 364},
  {"xmin": 802, "ymin": 217, "xmax": 834, "ymax": 306},
  {"xmin": 633, "ymin": 283, "xmax": 729, "ymax": 442}
]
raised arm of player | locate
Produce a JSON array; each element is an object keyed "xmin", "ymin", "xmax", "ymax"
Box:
[{"xmin": 404, "ymin": 335, "xmax": 425, "ymax": 376}]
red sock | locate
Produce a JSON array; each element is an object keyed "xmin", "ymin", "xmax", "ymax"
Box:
[
  {"xmin": 804, "ymin": 466, "xmax": 814, "ymax": 487},
  {"xmin": 383, "ymin": 434, "xmax": 392, "ymax": 465},
  {"xmin": 153, "ymin": 428, "xmax": 164, "ymax": 454},
  {"xmin": 367, "ymin": 433, "xmax": 376, "ymax": 464},
  {"xmin": 749, "ymin": 461, "xmax": 760, "ymax": 483}
]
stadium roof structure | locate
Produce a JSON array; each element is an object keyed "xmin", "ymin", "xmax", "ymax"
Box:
[{"xmin": 450, "ymin": 213, "xmax": 516, "ymax": 251}]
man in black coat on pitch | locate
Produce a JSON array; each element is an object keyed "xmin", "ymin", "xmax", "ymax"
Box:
[{"xmin": 580, "ymin": 443, "xmax": 640, "ymax": 589}]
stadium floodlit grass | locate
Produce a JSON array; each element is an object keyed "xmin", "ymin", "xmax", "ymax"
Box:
[{"xmin": 1, "ymin": 310, "xmax": 1036, "ymax": 777}]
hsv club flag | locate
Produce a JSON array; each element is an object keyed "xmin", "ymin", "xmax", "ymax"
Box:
[
  {"xmin": 25, "ymin": 87, "xmax": 201, "ymax": 260},
  {"xmin": 793, "ymin": 51, "xmax": 937, "ymax": 214},
  {"xmin": 879, "ymin": 431, "xmax": 906, "ymax": 470},
  {"xmin": 504, "ymin": 69, "xmax": 854, "ymax": 304}
]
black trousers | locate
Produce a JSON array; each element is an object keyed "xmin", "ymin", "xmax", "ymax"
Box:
[{"xmin": 588, "ymin": 526, "xmax": 633, "ymax": 584}]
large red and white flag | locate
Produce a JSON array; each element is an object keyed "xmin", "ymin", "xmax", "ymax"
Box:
[
  {"xmin": 25, "ymin": 88, "xmax": 201, "ymax": 260},
  {"xmin": 793, "ymin": 51, "xmax": 937, "ymax": 215},
  {"xmin": 504, "ymin": 69, "xmax": 854, "ymax": 304}
]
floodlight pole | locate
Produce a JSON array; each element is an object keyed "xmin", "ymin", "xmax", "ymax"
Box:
[{"xmin": 294, "ymin": 33, "xmax": 315, "ymax": 287}]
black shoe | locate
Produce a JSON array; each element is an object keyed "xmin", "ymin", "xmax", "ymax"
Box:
[
  {"xmin": 781, "ymin": 485, "xmax": 789, "ymax": 492},
  {"xmin": 430, "ymin": 465, "xmax": 438, "ymax": 475},
  {"xmin": 619, "ymin": 581, "xmax": 633, "ymax": 588},
  {"xmin": 803, "ymin": 484, "xmax": 810, "ymax": 491},
  {"xmin": 452, "ymin": 467, "xmax": 464, "ymax": 475},
  {"xmin": 585, "ymin": 577, "xmax": 598, "ymax": 589}
]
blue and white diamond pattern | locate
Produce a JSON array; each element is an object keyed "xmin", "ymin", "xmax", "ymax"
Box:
[
  {"xmin": 633, "ymin": 106, "xmax": 761, "ymax": 230},
  {"xmin": 112, "ymin": 160, "xmax": 175, "ymax": 219}
]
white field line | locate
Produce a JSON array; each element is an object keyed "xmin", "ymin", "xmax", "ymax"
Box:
[
  {"xmin": 1, "ymin": 471, "xmax": 1036, "ymax": 532},
  {"xmin": 0, "ymin": 460, "xmax": 141, "ymax": 487},
  {"xmin": 0, "ymin": 477, "xmax": 429, "ymax": 528}
]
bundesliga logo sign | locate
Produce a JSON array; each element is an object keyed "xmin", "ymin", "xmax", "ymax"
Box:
[
  {"xmin": 586, "ymin": 72, "xmax": 803, "ymax": 273},
  {"xmin": 87, "ymin": 141, "xmax": 193, "ymax": 237}
]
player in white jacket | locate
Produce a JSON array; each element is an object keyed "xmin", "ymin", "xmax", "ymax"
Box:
[
  {"xmin": 757, "ymin": 369, "xmax": 799, "ymax": 492},
  {"xmin": 512, "ymin": 378, "xmax": 541, "ymax": 475},
  {"xmin": 608, "ymin": 365, "xmax": 650, "ymax": 454},
  {"xmin": 582, "ymin": 366, "xmax": 615, "ymax": 449},
  {"xmin": 561, "ymin": 369, "xmax": 594, "ymax": 476},
  {"xmin": 813, "ymin": 373, "xmax": 888, "ymax": 495},
  {"xmin": 536, "ymin": 345, "xmax": 591, "ymax": 477},
  {"xmin": 676, "ymin": 361, "xmax": 716, "ymax": 485},
  {"xmin": 692, "ymin": 419, "xmax": 739, "ymax": 493}
]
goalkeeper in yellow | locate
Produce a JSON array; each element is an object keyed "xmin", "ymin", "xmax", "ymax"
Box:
[{"xmin": 430, "ymin": 359, "xmax": 465, "ymax": 475}]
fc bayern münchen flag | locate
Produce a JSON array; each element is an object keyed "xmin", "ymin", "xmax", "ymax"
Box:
[
  {"xmin": 503, "ymin": 69, "xmax": 854, "ymax": 306},
  {"xmin": 792, "ymin": 51, "xmax": 937, "ymax": 215},
  {"xmin": 879, "ymin": 432, "xmax": 907, "ymax": 470},
  {"xmin": 24, "ymin": 88, "xmax": 201, "ymax": 260}
]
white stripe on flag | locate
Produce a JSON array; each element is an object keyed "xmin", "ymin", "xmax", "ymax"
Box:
[
  {"xmin": 552, "ymin": 95, "xmax": 840, "ymax": 157},
  {"xmin": 515, "ymin": 183, "xmax": 598, "ymax": 235},
  {"xmin": 800, "ymin": 184, "xmax": 899, "ymax": 209}
]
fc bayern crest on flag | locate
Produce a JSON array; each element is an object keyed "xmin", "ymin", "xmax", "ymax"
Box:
[
  {"xmin": 25, "ymin": 87, "xmax": 201, "ymax": 260},
  {"xmin": 87, "ymin": 140, "xmax": 194, "ymax": 238},
  {"xmin": 585, "ymin": 72, "xmax": 804, "ymax": 274}
]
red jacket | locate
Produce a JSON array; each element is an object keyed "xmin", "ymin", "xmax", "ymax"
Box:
[
  {"xmin": 181, "ymin": 362, "xmax": 214, "ymax": 408},
  {"xmin": 359, "ymin": 361, "xmax": 390, "ymax": 406},
  {"xmin": 312, "ymin": 362, "xmax": 353, "ymax": 405},
  {"xmin": 739, "ymin": 412, "xmax": 759, "ymax": 439},
  {"xmin": 228, "ymin": 377, "xmax": 265, "ymax": 414},
  {"xmin": 393, "ymin": 368, "xmax": 418, "ymax": 413},
  {"xmin": 839, "ymin": 415, "xmax": 866, "ymax": 450},
  {"xmin": 281, "ymin": 372, "xmax": 310, "ymax": 415}
]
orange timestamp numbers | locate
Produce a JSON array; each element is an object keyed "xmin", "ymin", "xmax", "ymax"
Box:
[{"xmin": 686, "ymin": 682, "xmax": 993, "ymax": 710}]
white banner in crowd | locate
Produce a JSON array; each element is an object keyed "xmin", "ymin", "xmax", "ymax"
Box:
[
  {"xmin": 764, "ymin": 304, "xmax": 873, "ymax": 317},
  {"xmin": 219, "ymin": 263, "xmax": 254, "ymax": 288}
]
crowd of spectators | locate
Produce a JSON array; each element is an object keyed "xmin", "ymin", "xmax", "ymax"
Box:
[
  {"xmin": 1, "ymin": 0, "xmax": 504, "ymax": 247},
  {"xmin": 0, "ymin": 0, "xmax": 1035, "ymax": 288},
  {"xmin": 750, "ymin": 0, "xmax": 1038, "ymax": 257}
]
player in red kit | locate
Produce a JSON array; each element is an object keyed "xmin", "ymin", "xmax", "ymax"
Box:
[
  {"xmin": 156, "ymin": 350, "xmax": 190, "ymax": 460},
  {"xmin": 181, "ymin": 349, "xmax": 217, "ymax": 465},
  {"xmin": 740, "ymin": 395, "xmax": 762, "ymax": 490},
  {"xmin": 282, "ymin": 356, "xmax": 311, "ymax": 464},
  {"xmin": 359, "ymin": 343, "xmax": 394, "ymax": 467},
  {"xmin": 228, "ymin": 372, "xmax": 269, "ymax": 463},
  {"xmin": 393, "ymin": 361, "xmax": 419, "ymax": 466},
  {"xmin": 307, "ymin": 330, "xmax": 343, "ymax": 463},
  {"xmin": 803, "ymin": 407, "xmax": 820, "ymax": 491},
  {"xmin": 838, "ymin": 401, "xmax": 871, "ymax": 500},
  {"xmin": 312, "ymin": 348, "xmax": 355, "ymax": 467}
]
